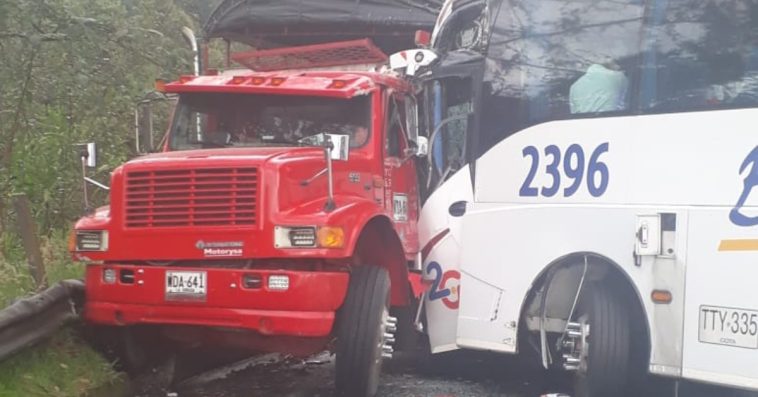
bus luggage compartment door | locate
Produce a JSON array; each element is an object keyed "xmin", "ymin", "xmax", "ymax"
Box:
[{"xmin": 683, "ymin": 209, "xmax": 758, "ymax": 391}]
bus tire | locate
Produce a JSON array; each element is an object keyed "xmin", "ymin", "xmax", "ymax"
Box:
[
  {"xmin": 335, "ymin": 265, "xmax": 391, "ymax": 397},
  {"xmin": 572, "ymin": 283, "xmax": 630, "ymax": 397}
]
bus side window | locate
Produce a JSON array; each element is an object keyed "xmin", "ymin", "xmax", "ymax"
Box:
[
  {"xmin": 479, "ymin": 0, "xmax": 645, "ymax": 156},
  {"xmin": 641, "ymin": 0, "xmax": 758, "ymax": 113}
]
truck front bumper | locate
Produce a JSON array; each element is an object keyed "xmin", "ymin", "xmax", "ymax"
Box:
[{"xmin": 84, "ymin": 264, "xmax": 350, "ymax": 337}]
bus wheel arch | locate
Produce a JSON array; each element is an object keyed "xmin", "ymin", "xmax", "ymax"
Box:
[
  {"xmin": 518, "ymin": 253, "xmax": 651, "ymax": 392},
  {"xmin": 352, "ymin": 216, "xmax": 410, "ymax": 307}
]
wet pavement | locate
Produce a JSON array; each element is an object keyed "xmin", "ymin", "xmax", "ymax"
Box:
[
  {"xmin": 125, "ymin": 349, "xmax": 755, "ymax": 397},
  {"xmin": 129, "ymin": 349, "xmax": 556, "ymax": 397}
]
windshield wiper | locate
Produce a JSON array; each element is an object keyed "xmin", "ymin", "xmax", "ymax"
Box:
[{"xmin": 195, "ymin": 141, "xmax": 230, "ymax": 149}]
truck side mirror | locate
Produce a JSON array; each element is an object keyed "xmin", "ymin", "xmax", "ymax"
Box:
[
  {"xmin": 134, "ymin": 104, "xmax": 151, "ymax": 154},
  {"xmin": 79, "ymin": 142, "xmax": 97, "ymax": 168},
  {"xmin": 326, "ymin": 134, "xmax": 350, "ymax": 161},
  {"xmin": 414, "ymin": 136, "xmax": 429, "ymax": 157},
  {"xmin": 134, "ymin": 92, "xmax": 175, "ymax": 155}
]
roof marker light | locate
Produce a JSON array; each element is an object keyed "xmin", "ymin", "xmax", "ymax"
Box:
[
  {"xmin": 231, "ymin": 75, "xmax": 248, "ymax": 84},
  {"xmin": 154, "ymin": 79, "xmax": 167, "ymax": 93},
  {"xmin": 329, "ymin": 80, "xmax": 348, "ymax": 89},
  {"xmin": 251, "ymin": 77, "xmax": 266, "ymax": 85},
  {"xmin": 270, "ymin": 77, "xmax": 286, "ymax": 86}
]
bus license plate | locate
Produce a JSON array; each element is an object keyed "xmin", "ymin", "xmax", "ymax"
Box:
[
  {"xmin": 699, "ymin": 306, "xmax": 758, "ymax": 349},
  {"xmin": 165, "ymin": 271, "xmax": 207, "ymax": 300}
]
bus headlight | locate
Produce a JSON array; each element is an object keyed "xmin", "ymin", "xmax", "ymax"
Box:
[{"xmin": 75, "ymin": 230, "xmax": 109, "ymax": 251}]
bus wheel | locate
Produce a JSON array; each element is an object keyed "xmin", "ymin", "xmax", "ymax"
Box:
[
  {"xmin": 562, "ymin": 283, "xmax": 630, "ymax": 397},
  {"xmin": 335, "ymin": 265, "xmax": 394, "ymax": 397}
]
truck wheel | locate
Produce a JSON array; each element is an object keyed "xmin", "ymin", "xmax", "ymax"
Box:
[
  {"xmin": 119, "ymin": 326, "xmax": 150, "ymax": 374},
  {"xmin": 570, "ymin": 283, "xmax": 631, "ymax": 397},
  {"xmin": 335, "ymin": 265, "xmax": 392, "ymax": 397}
]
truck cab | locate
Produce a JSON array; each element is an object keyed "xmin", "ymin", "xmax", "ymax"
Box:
[{"xmin": 70, "ymin": 38, "xmax": 429, "ymax": 396}]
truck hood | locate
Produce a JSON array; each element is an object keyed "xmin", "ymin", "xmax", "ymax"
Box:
[{"xmin": 126, "ymin": 147, "xmax": 324, "ymax": 166}]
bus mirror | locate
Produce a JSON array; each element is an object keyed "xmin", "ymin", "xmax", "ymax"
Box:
[{"xmin": 389, "ymin": 49, "xmax": 439, "ymax": 76}]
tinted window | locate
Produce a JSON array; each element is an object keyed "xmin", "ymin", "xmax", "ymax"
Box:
[
  {"xmin": 480, "ymin": 0, "xmax": 645, "ymax": 154},
  {"xmin": 386, "ymin": 97, "xmax": 406, "ymax": 158},
  {"xmin": 427, "ymin": 77, "xmax": 471, "ymax": 186},
  {"xmin": 169, "ymin": 94, "xmax": 371, "ymax": 150},
  {"xmin": 641, "ymin": 0, "xmax": 758, "ymax": 112}
]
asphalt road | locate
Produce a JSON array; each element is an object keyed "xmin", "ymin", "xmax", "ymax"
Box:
[
  {"xmin": 125, "ymin": 349, "xmax": 755, "ymax": 397},
  {"xmin": 129, "ymin": 349, "xmax": 556, "ymax": 397}
]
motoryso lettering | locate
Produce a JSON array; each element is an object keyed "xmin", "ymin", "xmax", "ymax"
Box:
[
  {"xmin": 203, "ymin": 248, "xmax": 243, "ymax": 257},
  {"xmin": 195, "ymin": 241, "xmax": 244, "ymax": 257}
]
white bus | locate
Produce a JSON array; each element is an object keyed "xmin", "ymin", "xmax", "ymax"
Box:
[{"xmin": 396, "ymin": 0, "xmax": 758, "ymax": 396}]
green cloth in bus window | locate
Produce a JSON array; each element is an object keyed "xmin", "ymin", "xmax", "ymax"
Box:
[{"xmin": 569, "ymin": 64, "xmax": 629, "ymax": 114}]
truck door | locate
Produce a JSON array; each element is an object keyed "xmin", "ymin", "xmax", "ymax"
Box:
[{"xmin": 383, "ymin": 93, "xmax": 419, "ymax": 256}]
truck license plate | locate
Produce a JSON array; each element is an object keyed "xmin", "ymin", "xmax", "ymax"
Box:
[
  {"xmin": 165, "ymin": 271, "xmax": 207, "ymax": 300},
  {"xmin": 699, "ymin": 305, "xmax": 758, "ymax": 349}
]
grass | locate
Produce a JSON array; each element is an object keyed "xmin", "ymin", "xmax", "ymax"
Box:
[
  {"xmin": 0, "ymin": 230, "xmax": 84, "ymax": 304},
  {"xmin": 0, "ymin": 230, "xmax": 122, "ymax": 397},
  {"xmin": 0, "ymin": 329, "xmax": 121, "ymax": 397}
]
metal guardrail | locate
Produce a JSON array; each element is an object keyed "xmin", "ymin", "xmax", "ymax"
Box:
[{"xmin": 0, "ymin": 280, "xmax": 84, "ymax": 362}]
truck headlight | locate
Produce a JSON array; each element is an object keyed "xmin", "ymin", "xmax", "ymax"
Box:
[
  {"xmin": 103, "ymin": 268, "xmax": 117, "ymax": 284},
  {"xmin": 268, "ymin": 275, "xmax": 290, "ymax": 291},
  {"xmin": 274, "ymin": 226, "xmax": 344, "ymax": 249},
  {"xmin": 75, "ymin": 230, "xmax": 109, "ymax": 251},
  {"xmin": 274, "ymin": 226, "xmax": 317, "ymax": 248}
]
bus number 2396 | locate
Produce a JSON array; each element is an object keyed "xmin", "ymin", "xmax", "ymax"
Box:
[{"xmin": 519, "ymin": 143, "xmax": 610, "ymax": 198}]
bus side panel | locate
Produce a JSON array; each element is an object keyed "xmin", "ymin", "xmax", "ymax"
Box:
[
  {"xmin": 456, "ymin": 205, "xmax": 652, "ymax": 354},
  {"xmin": 683, "ymin": 209, "xmax": 758, "ymax": 390},
  {"xmin": 459, "ymin": 111, "xmax": 758, "ymax": 379},
  {"xmin": 418, "ymin": 166, "xmax": 472, "ymax": 354}
]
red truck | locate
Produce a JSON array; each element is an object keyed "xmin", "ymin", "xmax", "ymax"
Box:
[{"xmin": 69, "ymin": 1, "xmax": 440, "ymax": 395}]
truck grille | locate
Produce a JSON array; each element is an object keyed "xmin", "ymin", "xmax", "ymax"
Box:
[{"xmin": 125, "ymin": 168, "xmax": 258, "ymax": 228}]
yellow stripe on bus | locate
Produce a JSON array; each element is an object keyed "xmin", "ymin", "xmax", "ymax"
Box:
[{"xmin": 719, "ymin": 239, "xmax": 758, "ymax": 251}]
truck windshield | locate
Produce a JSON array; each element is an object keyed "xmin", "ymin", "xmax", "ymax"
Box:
[{"xmin": 168, "ymin": 93, "xmax": 371, "ymax": 150}]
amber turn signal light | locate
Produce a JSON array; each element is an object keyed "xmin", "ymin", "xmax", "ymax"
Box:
[
  {"xmin": 318, "ymin": 227, "xmax": 345, "ymax": 248},
  {"xmin": 651, "ymin": 290, "xmax": 673, "ymax": 304}
]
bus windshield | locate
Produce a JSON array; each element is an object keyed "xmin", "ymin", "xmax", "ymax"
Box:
[{"xmin": 168, "ymin": 93, "xmax": 371, "ymax": 150}]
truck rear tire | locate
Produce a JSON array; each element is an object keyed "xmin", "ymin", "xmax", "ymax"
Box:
[
  {"xmin": 572, "ymin": 283, "xmax": 631, "ymax": 397},
  {"xmin": 335, "ymin": 265, "xmax": 391, "ymax": 397}
]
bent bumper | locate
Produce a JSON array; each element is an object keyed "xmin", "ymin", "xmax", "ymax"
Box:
[
  {"xmin": 85, "ymin": 302, "xmax": 336, "ymax": 336},
  {"xmin": 84, "ymin": 265, "xmax": 349, "ymax": 337}
]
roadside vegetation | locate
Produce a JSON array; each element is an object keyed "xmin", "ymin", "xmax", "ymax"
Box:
[{"xmin": 0, "ymin": 0, "xmax": 222, "ymax": 395}]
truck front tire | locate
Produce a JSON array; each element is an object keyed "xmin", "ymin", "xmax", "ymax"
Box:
[{"xmin": 335, "ymin": 265, "xmax": 391, "ymax": 397}]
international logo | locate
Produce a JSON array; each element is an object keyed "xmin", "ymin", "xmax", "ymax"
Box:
[{"xmin": 730, "ymin": 146, "xmax": 758, "ymax": 227}]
